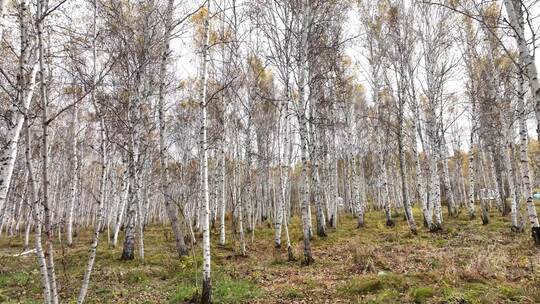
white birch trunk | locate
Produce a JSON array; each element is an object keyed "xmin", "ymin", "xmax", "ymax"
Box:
[
  {"xmin": 37, "ymin": 0, "xmax": 58, "ymax": 300},
  {"xmin": 467, "ymin": 102, "xmax": 477, "ymax": 219},
  {"xmin": 158, "ymin": 0, "xmax": 188, "ymax": 257},
  {"xmin": 120, "ymin": 117, "xmax": 140, "ymax": 260},
  {"xmin": 296, "ymin": 1, "xmax": 314, "ymax": 265},
  {"xmin": 274, "ymin": 102, "xmax": 288, "ymax": 247},
  {"xmin": 377, "ymin": 132, "xmax": 393, "ymax": 226},
  {"xmin": 426, "ymin": 106, "xmax": 442, "ymax": 230},
  {"xmin": 219, "ymin": 142, "xmax": 226, "ymax": 246},
  {"xmin": 66, "ymin": 100, "xmax": 79, "ymax": 246},
  {"xmin": 77, "ymin": 18, "xmax": 106, "ymax": 297},
  {"xmin": 200, "ymin": 1, "xmax": 212, "ymax": 301},
  {"xmin": 397, "ymin": 87, "xmax": 416, "ymax": 233},
  {"xmin": 113, "ymin": 172, "xmax": 128, "ymax": 248},
  {"xmin": 25, "ymin": 118, "xmax": 51, "ymax": 304},
  {"xmin": 441, "ymin": 138, "xmax": 457, "ymax": 217},
  {"xmin": 500, "ymin": 102, "xmax": 522, "ymax": 231}
]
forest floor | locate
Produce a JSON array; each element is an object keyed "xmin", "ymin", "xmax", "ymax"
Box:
[{"xmin": 1, "ymin": 207, "xmax": 540, "ymax": 304}]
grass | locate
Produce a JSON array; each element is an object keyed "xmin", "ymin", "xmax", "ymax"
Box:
[{"xmin": 1, "ymin": 205, "xmax": 540, "ymax": 303}]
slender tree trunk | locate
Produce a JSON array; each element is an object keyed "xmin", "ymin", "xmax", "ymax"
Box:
[
  {"xmin": 25, "ymin": 93, "xmax": 51, "ymax": 304},
  {"xmin": 313, "ymin": 161, "xmax": 326, "ymax": 236},
  {"xmin": 500, "ymin": 105, "xmax": 522, "ymax": 231},
  {"xmin": 113, "ymin": 171, "xmax": 128, "ymax": 248},
  {"xmin": 479, "ymin": 146, "xmax": 491, "ymax": 225},
  {"xmin": 411, "ymin": 112, "xmax": 432, "ymax": 228},
  {"xmin": 137, "ymin": 173, "xmax": 145, "ymax": 261},
  {"xmin": 200, "ymin": 1, "xmax": 212, "ymax": 301},
  {"xmin": 219, "ymin": 141, "xmax": 226, "ymax": 246},
  {"xmin": 66, "ymin": 96, "xmax": 79, "ymax": 246},
  {"xmin": 516, "ymin": 61, "xmax": 539, "ymax": 233},
  {"xmin": 281, "ymin": 104, "xmax": 294, "ymax": 259},
  {"xmin": 378, "ymin": 132, "xmax": 393, "ymax": 226},
  {"xmin": 427, "ymin": 106, "xmax": 442, "ymax": 231},
  {"xmin": 441, "ymin": 138, "xmax": 457, "ymax": 217},
  {"xmin": 397, "ymin": 93, "xmax": 416, "ymax": 233},
  {"xmin": 77, "ymin": 6, "xmax": 105, "ymax": 300},
  {"xmin": 120, "ymin": 109, "xmax": 140, "ymax": 260},
  {"xmin": 157, "ymin": 0, "xmax": 189, "ymax": 258},
  {"xmin": 274, "ymin": 103, "xmax": 288, "ymax": 247},
  {"xmin": 37, "ymin": 0, "xmax": 58, "ymax": 300},
  {"xmin": 467, "ymin": 102, "xmax": 477, "ymax": 219},
  {"xmin": 352, "ymin": 155, "xmax": 365, "ymax": 227},
  {"xmin": 297, "ymin": 5, "xmax": 314, "ymax": 265},
  {"xmin": 309, "ymin": 105, "xmax": 326, "ymax": 236}
]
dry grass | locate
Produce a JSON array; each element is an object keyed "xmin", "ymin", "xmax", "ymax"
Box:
[{"xmin": 1, "ymin": 206, "xmax": 540, "ymax": 303}]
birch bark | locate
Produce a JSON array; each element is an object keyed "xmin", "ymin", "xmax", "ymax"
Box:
[
  {"xmin": 66, "ymin": 93, "xmax": 79, "ymax": 246},
  {"xmin": 296, "ymin": 0, "xmax": 314, "ymax": 265},
  {"xmin": 25, "ymin": 118, "xmax": 51, "ymax": 304},
  {"xmin": 200, "ymin": 1, "xmax": 212, "ymax": 301},
  {"xmin": 158, "ymin": 0, "xmax": 188, "ymax": 257},
  {"xmin": 77, "ymin": 4, "xmax": 106, "ymax": 300},
  {"xmin": 37, "ymin": 0, "xmax": 58, "ymax": 300}
]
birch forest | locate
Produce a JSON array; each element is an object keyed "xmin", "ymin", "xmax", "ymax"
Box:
[{"xmin": 1, "ymin": 0, "xmax": 540, "ymax": 303}]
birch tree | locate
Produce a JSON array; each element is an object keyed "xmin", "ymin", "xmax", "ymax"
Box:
[
  {"xmin": 158, "ymin": 0, "xmax": 189, "ymax": 258},
  {"xmin": 199, "ymin": 0, "xmax": 212, "ymax": 301}
]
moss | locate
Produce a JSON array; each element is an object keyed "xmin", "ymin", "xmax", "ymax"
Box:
[
  {"xmin": 429, "ymin": 259, "xmax": 441, "ymax": 269},
  {"xmin": 0, "ymin": 271, "xmax": 30, "ymax": 288},
  {"xmin": 443, "ymin": 284, "xmax": 497, "ymax": 304},
  {"xmin": 379, "ymin": 272, "xmax": 409, "ymax": 291},
  {"xmin": 369, "ymin": 288, "xmax": 400, "ymax": 303},
  {"xmin": 0, "ymin": 275, "xmax": 8, "ymax": 288},
  {"xmin": 498, "ymin": 285, "xmax": 527, "ymax": 302},
  {"xmin": 303, "ymin": 277, "xmax": 317, "ymax": 289},
  {"xmin": 433, "ymin": 238, "xmax": 448, "ymax": 247},
  {"xmin": 340, "ymin": 278, "xmax": 383, "ymax": 295},
  {"xmin": 410, "ymin": 286, "xmax": 435, "ymax": 303},
  {"xmin": 283, "ymin": 287, "xmax": 303, "ymax": 299}
]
